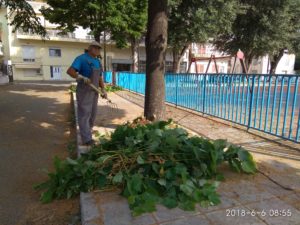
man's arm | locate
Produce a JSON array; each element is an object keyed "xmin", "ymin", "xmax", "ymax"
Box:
[
  {"xmin": 99, "ymin": 76, "xmax": 105, "ymax": 89},
  {"xmin": 67, "ymin": 67, "xmax": 78, "ymax": 79}
]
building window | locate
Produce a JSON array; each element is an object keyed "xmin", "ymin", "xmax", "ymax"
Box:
[
  {"xmin": 49, "ymin": 48, "xmax": 61, "ymax": 57},
  {"xmin": 50, "ymin": 66, "xmax": 62, "ymax": 80},
  {"xmin": 22, "ymin": 45, "xmax": 35, "ymax": 62}
]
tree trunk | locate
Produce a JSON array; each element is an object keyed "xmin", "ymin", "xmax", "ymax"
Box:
[
  {"xmin": 246, "ymin": 57, "xmax": 253, "ymax": 74},
  {"xmin": 131, "ymin": 38, "xmax": 139, "ymax": 73},
  {"xmin": 172, "ymin": 45, "xmax": 189, "ymax": 73},
  {"xmin": 188, "ymin": 45, "xmax": 193, "ymax": 73},
  {"xmin": 172, "ymin": 49, "xmax": 181, "ymax": 73},
  {"xmin": 144, "ymin": 0, "xmax": 168, "ymax": 121},
  {"xmin": 269, "ymin": 49, "xmax": 285, "ymax": 74}
]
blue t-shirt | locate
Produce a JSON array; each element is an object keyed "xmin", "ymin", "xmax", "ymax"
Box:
[{"xmin": 71, "ymin": 53, "xmax": 102, "ymax": 78}]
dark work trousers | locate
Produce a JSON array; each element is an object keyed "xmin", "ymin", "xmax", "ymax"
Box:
[{"xmin": 76, "ymin": 68, "xmax": 100, "ymax": 144}]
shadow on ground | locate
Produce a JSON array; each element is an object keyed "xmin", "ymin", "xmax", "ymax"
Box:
[{"xmin": 0, "ymin": 82, "xmax": 80, "ymax": 225}]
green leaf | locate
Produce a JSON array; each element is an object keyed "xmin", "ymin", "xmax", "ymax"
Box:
[
  {"xmin": 97, "ymin": 155, "xmax": 112, "ymax": 164},
  {"xmin": 208, "ymin": 193, "xmax": 221, "ymax": 205},
  {"xmin": 40, "ymin": 190, "xmax": 54, "ymax": 204},
  {"xmin": 241, "ymin": 161, "xmax": 256, "ymax": 174},
  {"xmin": 127, "ymin": 174, "xmax": 143, "ymax": 194},
  {"xmin": 162, "ymin": 197, "xmax": 178, "ymax": 208},
  {"xmin": 157, "ymin": 179, "xmax": 167, "ymax": 186},
  {"xmin": 137, "ymin": 155, "xmax": 145, "ymax": 164},
  {"xmin": 229, "ymin": 158, "xmax": 241, "ymax": 173},
  {"xmin": 112, "ymin": 171, "xmax": 123, "ymax": 184},
  {"xmin": 97, "ymin": 175, "xmax": 107, "ymax": 188},
  {"xmin": 237, "ymin": 149, "xmax": 252, "ymax": 161},
  {"xmin": 66, "ymin": 157, "xmax": 78, "ymax": 165},
  {"xmin": 180, "ymin": 180, "xmax": 195, "ymax": 196}
]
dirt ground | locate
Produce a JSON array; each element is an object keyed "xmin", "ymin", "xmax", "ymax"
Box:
[{"xmin": 0, "ymin": 82, "xmax": 80, "ymax": 225}]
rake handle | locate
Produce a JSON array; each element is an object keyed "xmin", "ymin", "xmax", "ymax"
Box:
[{"xmin": 76, "ymin": 75, "xmax": 115, "ymax": 104}]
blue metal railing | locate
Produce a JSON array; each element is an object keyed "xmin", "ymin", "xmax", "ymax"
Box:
[
  {"xmin": 103, "ymin": 71, "xmax": 113, "ymax": 83},
  {"xmin": 114, "ymin": 72, "xmax": 300, "ymax": 143}
]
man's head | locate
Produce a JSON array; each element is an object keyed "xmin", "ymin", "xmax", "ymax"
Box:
[{"xmin": 88, "ymin": 41, "xmax": 101, "ymax": 57}]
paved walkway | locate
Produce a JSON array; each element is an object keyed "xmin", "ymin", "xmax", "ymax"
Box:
[
  {"xmin": 77, "ymin": 90, "xmax": 300, "ymax": 225},
  {"xmin": 0, "ymin": 82, "xmax": 79, "ymax": 225}
]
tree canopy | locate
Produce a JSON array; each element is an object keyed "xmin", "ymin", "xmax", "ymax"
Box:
[
  {"xmin": 42, "ymin": 0, "xmax": 147, "ymax": 71},
  {"xmin": 167, "ymin": 0, "xmax": 237, "ymax": 72},
  {"xmin": 214, "ymin": 0, "xmax": 300, "ymax": 73},
  {"xmin": 0, "ymin": 0, "xmax": 46, "ymax": 36}
]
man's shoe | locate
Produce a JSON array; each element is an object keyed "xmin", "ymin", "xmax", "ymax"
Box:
[{"xmin": 84, "ymin": 139, "xmax": 95, "ymax": 146}]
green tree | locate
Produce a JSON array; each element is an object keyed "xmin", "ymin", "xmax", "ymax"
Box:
[
  {"xmin": 110, "ymin": 0, "xmax": 147, "ymax": 72},
  {"xmin": 214, "ymin": 0, "xmax": 300, "ymax": 74},
  {"xmin": 42, "ymin": 0, "xmax": 147, "ymax": 72},
  {"xmin": 0, "ymin": 0, "xmax": 46, "ymax": 36},
  {"xmin": 168, "ymin": 0, "xmax": 237, "ymax": 73}
]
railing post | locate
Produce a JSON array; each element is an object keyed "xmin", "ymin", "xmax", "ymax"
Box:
[
  {"xmin": 202, "ymin": 74, "xmax": 207, "ymax": 113},
  {"xmin": 129, "ymin": 72, "xmax": 131, "ymax": 91},
  {"xmin": 175, "ymin": 74, "xmax": 178, "ymax": 107},
  {"xmin": 247, "ymin": 76, "xmax": 255, "ymax": 130}
]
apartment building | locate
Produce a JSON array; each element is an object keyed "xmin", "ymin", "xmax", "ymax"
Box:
[
  {"xmin": 0, "ymin": 0, "xmax": 146, "ymax": 81},
  {"xmin": 0, "ymin": 0, "xmax": 189, "ymax": 81}
]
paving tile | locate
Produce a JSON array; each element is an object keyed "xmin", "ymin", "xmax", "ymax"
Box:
[
  {"xmin": 245, "ymin": 197, "xmax": 300, "ymax": 225},
  {"xmin": 96, "ymin": 192, "xmax": 156, "ymax": 225},
  {"xmin": 278, "ymin": 194, "xmax": 300, "ymax": 211},
  {"xmin": 80, "ymin": 193, "xmax": 102, "ymax": 223},
  {"xmin": 257, "ymin": 177, "xmax": 294, "ymax": 198},
  {"xmin": 132, "ymin": 214, "xmax": 157, "ymax": 225},
  {"xmin": 206, "ymin": 206, "xmax": 266, "ymax": 225},
  {"xmin": 153, "ymin": 205, "xmax": 200, "ymax": 223},
  {"xmin": 159, "ymin": 215, "xmax": 210, "ymax": 225},
  {"xmin": 220, "ymin": 180, "xmax": 276, "ymax": 204},
  {"xmin": 198, "ymin": 194, "xmax": 241, "ymax": 213}
]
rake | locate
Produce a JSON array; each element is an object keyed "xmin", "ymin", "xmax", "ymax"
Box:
[
  {"xmin": 76, "ymin": 75, "xmax": 118, "ymax": 112},
  {"xmin": 88, "ymin": 83, "xmax": 118, "ymax": 112}
]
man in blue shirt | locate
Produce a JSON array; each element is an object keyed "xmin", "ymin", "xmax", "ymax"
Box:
[{"xmin": 67, "ymin": 41, "xmax": 107, "ymax": 146}]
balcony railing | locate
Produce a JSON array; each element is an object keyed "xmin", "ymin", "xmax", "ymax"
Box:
[
  {"xmin": 16, "ymin": 29, "xmax": 92, "ymax": 42},
  {"xmin": 12, "ymin": 57, "xmax": 42, "ymax": 69}
]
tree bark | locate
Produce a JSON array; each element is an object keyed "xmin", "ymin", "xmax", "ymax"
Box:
[
  {"xmin": 269, "ymin": 49, "xmax": 285, "ymax": 74},
  {"xmin": 144, "ymin": 0, "xmax": 168, "ymax": 121},
  {"xmin": 246, "ymin": 57, "xmax": 253, "ymax": 74},
  {"xmin": 131, "ymin": 38, "xmax": 139, "ymax": 73},
  {"xmin": 172, "ymin": 49, "xmax": 180, "ymax": 73}
]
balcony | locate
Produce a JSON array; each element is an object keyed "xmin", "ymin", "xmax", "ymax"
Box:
[
  {"xmin": 16, "ymin": 29, "xmax": 92, "ymax": 43},
  {"xmin": 12, "ymin": 57, "xmax": 42, "ymax": 69}
]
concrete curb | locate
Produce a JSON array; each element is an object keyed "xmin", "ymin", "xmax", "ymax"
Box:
[{"xmin": 71, "ymin": 90, "xmax": 103, "ymax": 225}]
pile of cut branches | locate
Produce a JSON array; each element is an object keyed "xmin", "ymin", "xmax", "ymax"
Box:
[{"xmin": 36, "ymin": 118, "xmax": 256, "ymax": 216}]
